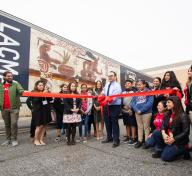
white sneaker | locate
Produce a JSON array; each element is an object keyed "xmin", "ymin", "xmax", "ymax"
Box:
[
  {"xmin": 1, "ymin": 140, "xmax": 11, "ymax": 146},
  {"xmin": 12, "ymin": 140, "xmax": 19, "ymax": 147}
]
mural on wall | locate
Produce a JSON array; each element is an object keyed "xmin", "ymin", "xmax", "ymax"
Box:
[{"xmin": 29, "ymin": 29, "xmax": 121, "ymax": 91}]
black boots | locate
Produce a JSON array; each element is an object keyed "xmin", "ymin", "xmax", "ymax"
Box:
[{"xmin": 66, "ymin": 128, "xmax": 76, "ymax": 145}]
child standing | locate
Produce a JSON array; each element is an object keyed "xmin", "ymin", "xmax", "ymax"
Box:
[{"xmin": 131, "ymin": 80, "xmax": 154, "ymax": 148}]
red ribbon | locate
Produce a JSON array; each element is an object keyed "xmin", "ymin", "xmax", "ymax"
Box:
[
  {"xmin": 22, "ymin": 92, "xmax": 94, "ymax": 99},
  {"xmin": 108, "ymin": 89, "xmax": 176, "ymax": 98},
  {"xmin": 97, "ymin": 95, "xmax": 113, "ymax": 106},
  {"xmin": 22, "ymin": 89, "xmax": 177, "ymax": 106},
  {"xmin": 97, "ymin": 89, "xmax": 177, "ymax": 106}
]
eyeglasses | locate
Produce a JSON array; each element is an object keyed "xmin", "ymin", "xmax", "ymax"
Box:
[{"xmin": 108, "ymin": 75, "xmax": 114, "ymax": 77}]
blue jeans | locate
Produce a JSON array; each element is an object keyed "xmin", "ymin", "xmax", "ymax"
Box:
[
  {"xmin": 153, "ymin": 130, "xmax": 185, "ymax": 161},
  {"xmin": 79, "ymin": 115, "xmax": 90, "ymax": 137},
  {"xmin": 61, "ymin": 123, "xmax": 66, "ymax": 135},
  {"xmin": 145, "ymin": 134, "xmax": 156, "ymax": 147}
]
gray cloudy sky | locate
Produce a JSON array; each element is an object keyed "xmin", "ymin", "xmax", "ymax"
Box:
[{"xmin": 1, "ymin": 0, "xmax": 192, "ymax": 70}]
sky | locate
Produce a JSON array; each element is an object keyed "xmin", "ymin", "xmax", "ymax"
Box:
[{"xmin": 1, "ymin": 0, "xmax": 192, "ymax": 70}]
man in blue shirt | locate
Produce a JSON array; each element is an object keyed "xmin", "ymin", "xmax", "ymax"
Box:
[{"xmin": 102, "ymin": 71, "xmax": 122, "ymax": 147}]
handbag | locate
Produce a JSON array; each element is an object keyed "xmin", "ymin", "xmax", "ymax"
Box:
[{"xmin": 63, "ymin": 113, "xmax": 81, "ymax": 123}]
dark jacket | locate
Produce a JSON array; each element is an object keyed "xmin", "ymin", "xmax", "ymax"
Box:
[
  {"xmin": 53, "ymin": 98, "xmax": 64, "ymax": 114},
  {"xmin": 161, "ymin": 112, "xmax": 190, "ymax": 146},
  {"xmin": 151, "ymin": 86, "xmax": 161, "ymax": 114},
  {"xmin": 26, "ymin": 96, "xmax": 53, "ymax": 111},
  {"xmin": 63, "ymin": 97, "xmax": 81, "ymax": 114},
  {"xmin": 53, "ymin": 91, "xmax": 66, "ymax": 114},
  {"xmin": 160, "ymin": 81, "xmax": 184, "ymax": 99},
  {"xmin": 186, "ymin": 83, "xmax": 192, "ymax": 113}
]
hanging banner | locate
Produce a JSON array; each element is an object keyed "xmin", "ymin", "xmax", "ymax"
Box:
[{"xmin": 0, "ymin": 15, "xmax": 31, "ymax": 89}]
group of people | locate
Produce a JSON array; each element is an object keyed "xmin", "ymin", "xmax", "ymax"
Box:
[
  {"xmin": 120, "ymin": 68, "xmax": 192, "ymax": 161},
  {"xmin": 0, "ymin": 65, "xmax": 192, "ymax": 162}
]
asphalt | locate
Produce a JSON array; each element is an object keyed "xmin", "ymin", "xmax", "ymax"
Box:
[{"xmin": 0, "ymin": 118, "xmax": 192, "ymax": 176}]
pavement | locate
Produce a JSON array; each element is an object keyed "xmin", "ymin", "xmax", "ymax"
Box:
[{"xmin": 0, "ymin": 118, "xmax": 192, "ymax": 176}]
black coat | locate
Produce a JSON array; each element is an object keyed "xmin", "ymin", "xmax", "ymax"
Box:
[
  {"xmin": 161, "ymin": 112, "xmax": 190, "ymax": 146},
  {"xmin": 151, "ymin": 87, "xmax": 161, "ymax": 114},
  {"xmin": 63, "ymin": 97, "xmax": 81, "ymax": 114},
  {"xmin": 26, "ymin": 96, "xmax": 53, "ymax": 126},
  {"xmin": 26, "ymin": 96, "xmax": 53, "ymax": 111},
  {"xmin": 53, "ymin": 98, "xmax": 64, "ymax": 115},
  {"xmin": 160, "ymin": 81, "xmax": 184, "ymax": 98},
  {"xmin": 186, "ymin": 84, "xmax": 192, "ymax": 113}
]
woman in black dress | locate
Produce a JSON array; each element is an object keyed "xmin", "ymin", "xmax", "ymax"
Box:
[
  {"xmin": 26, "ymin": 80, "xmax": 52, "ymax": 146},
  {"xmin": 63, "ymin": 82, "xmax": 81, "ymax": 145}
]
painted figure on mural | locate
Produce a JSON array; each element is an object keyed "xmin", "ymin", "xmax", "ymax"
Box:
[
  {"xmin": 80, "ymin": 51, "xmax": 103, "ymax": 81},
  {"xmin": 37, "ymin": 38, "xmax": 75, "ymax": 77},
  {"xmin": 38, "ymin": 39, "xmax": 61, "ymax": 69}
]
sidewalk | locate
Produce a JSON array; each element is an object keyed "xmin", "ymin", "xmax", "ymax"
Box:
[{"xmin": 0, "ymin": 127, "xmax": 192, "ymax": 176}]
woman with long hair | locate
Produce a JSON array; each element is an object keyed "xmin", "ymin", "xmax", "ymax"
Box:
[
  {"xmin": 94, "ymin": 81, "xmax": 104, "ymax": 140},
  {"xmin": 63, "ymin": 82, "xmax": 81, "ymax": 145},
  {"xmin": 26, "ymin": 80, "xmax": 52, "ymax": 145},
  {"xmin": 152, "ymin": 96, "xmax": 190, "ymax": 161},
  {"xmin": 184, "ymin": 65, "xmax": 192, "ymax": 124},
  {"xmin": 152, "ymin": 77, "xmax": 162, "ymax": 114},
  {"xmin": 87, "ymin": 88, "xmax": 96, "ymax": 138},
  {"xmin": 160, "ymin": 71, "xmax": 183, "ymax": 99},
  {"xmin": 53, "ymin": 83, "xmax": 68, "ymax": 142}
]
